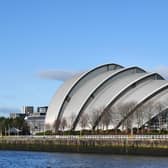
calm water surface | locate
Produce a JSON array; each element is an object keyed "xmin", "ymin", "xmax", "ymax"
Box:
[{"xmin": 0, "ymin": 151, "xmax": 167, "ymax": 168}]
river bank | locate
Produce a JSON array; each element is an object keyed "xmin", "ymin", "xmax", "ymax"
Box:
[{"xmin": 1, "ymin": 135, "xmax": 168, "ymax": 156}]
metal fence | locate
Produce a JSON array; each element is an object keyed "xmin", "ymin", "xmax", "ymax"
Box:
[{"xmin": 2, "ymin": 134, "xmax": 168, "ymax": 141}]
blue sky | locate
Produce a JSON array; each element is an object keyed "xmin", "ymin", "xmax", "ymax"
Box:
[{"xmin": 0, "ymin": 0, "xmax": 168, "ymax": 116}]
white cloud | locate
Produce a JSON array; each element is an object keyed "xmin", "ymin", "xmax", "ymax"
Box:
[
  {"xmin": 37, "ymin": 70, "xmax": 80, "ymax": 81},
  {"xmin": 153, "ymin": 66, "xmax": 168, "ymax": 80}
]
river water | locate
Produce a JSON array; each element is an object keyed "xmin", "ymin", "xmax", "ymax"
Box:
[{"xmin": 0, "ymin": 151, "xmax": 167, "ymax": 168}]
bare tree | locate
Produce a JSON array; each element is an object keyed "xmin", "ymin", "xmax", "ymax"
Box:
[
  {"xmin": 134, "ymin": 101, "xmax": 165, "ymax": 133},
  {"xmin": 100, "ymin": 107, "xmax": 114, "ymax": 130},
  {"xmin": 53, "ymin": 119, "xmax": 61, "ymax": 133},
  {"xmin": 145, "ymin": 102, "xmax": 154, "ymax": 117},
  {"xmin": 117, "ymin": 102, "xmax": 136, "ymax": 133},
  {"xmin": 60, "ymin": 117, "xmax": 67, "ymax": 132},
  {"xmin": 135, "ymin": 105, "xmax": 145, "ymax": 133},
  {"xmin": 79, "ymin": 113, "xmax": 89, "ymax": 130},
  {"xmin": 89, "ymin": 108, "xmax": 102, "ymax": 130},
  {"xmin": 68, "ymin": 113, "xmax": 76, "ymax": 130},
  {"xmin": 45, "ymin": 123, "xmax": 52, "ymax": 131},
  {"xmin": 155, "ymin": 102, "xmax": 165, "ymax": 131},
  {"xmin": 134, "ymin": 101, "xmax": 156, "ymax": 133},
  {"xmin": 143, "ymin": 101, "xmax": 156, "ymax": 132}
]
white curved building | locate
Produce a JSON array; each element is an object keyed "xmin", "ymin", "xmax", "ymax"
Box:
[{"xmin": 45, "ymin": 63, "xmax": 168, "ymax": 131}]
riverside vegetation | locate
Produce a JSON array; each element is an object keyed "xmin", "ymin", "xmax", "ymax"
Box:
[
  {"xmin": 0, "ymin": 117, "xmax": 30, "ymax": 135},
  {"xmin": 1, "ymin": 119, "xmax": 168, "ymax": 156}
]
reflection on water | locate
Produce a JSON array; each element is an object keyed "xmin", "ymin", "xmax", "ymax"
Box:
[{"xmin": 0, "ymin": 150, "xmax": 167, "ymax": 168}]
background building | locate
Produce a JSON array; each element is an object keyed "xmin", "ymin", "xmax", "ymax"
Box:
[
  {"xmin": 22, "ymin": 106, "xmax": 34, "ymax": 116},
  {"xmin": 24, "ymin": 106, "xmax": 48, "ymax": 135},
  {"xmin": 37, "ymin": 106, "xmax": 48, "ymax": 114},
  {"xmin": 25, "ymin": 114, "xmax": 45, "ymax": 135},
  {"xmin": 10, "ymin": 113, "xmax": 25, "ymax": 119},
  {"xmin": 9, "ymin": 106, "xmax": 48, "ymax": 135}
]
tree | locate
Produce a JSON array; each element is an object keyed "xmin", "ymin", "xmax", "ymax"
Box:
[
  {"xmin": 53, "ymin": 118, "xmax": 61, "ymax": 133},
  {"xmin": 155, "ymin": 102, "xmax": 165, "ymax": 131},
  {"xmin": 79, "ymin": 113, "xmax": 89, "ymax": 130},
  {"xmin": 134, "ymin": 105, "xmax": 145, "ymax": 133},
  {"xmin": 142, "ymin": 101, "xmax": 156, "ymax": 132},
  {"xmin": 60, "ymin": 117, "xmax": 67, "ymax": 132},
  {"xmin": 0, "ymin": 117, "xmax": 30, "ymax": 135},
  {"xmin": 89, "ymin": 108, "xmax": 102, "ymax": 130},
  {"xmin": 68, "ymin": 113, "xmax": 76, "ymax": 130},
  {"xmin": 100, "ymin": 107, "xmax": 114, "ymax": 130},
  {"xmin": 45, "ymin": 123, "xmax": 51, "ymax": 131},
  {"xmin": 117, "ymin": 102, "xmax": 136, "ymax": 133},
  {"xmin": 0, "ymin": 117, "xmax": 6, "ymax": 135}
]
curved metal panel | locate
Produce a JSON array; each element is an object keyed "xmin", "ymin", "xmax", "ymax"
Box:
[
  {"xmin": 72, "ymin": 66, "xmax": 146, "ymax": 130},
  {"xmin": 61, "ymin": 70, "xmax": 124, "ymax": 120},
  {"xmin": 115, "ymin": 83, "xmax": 168, "ymax": 129},
  {"xmin": 93, "ymin": 73, "xmax": 164, "ymax": 129},
  {"xmin": 142, "ymin": 106, "xmax": 168, "ymax": 128},
  {"xmin": 45, "ymin": 72, "xmax": 84, "ymax": 126},
  {"xmin": 45, "ymin": 63, "xmax": 123, "ymax": 129},
  {"xmin": 138, "ymin": 90, "xmax": 168, "ymax": 128}
]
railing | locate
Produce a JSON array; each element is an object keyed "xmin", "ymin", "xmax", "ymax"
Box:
[{"xmin": 1, "ymin": 135, "xmax": 168, "ymax": 141}]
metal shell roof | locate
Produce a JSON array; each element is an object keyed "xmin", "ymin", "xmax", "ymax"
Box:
[{"xmin": 45, "ymin": 63, "xmax": 168, "ymax": 131}]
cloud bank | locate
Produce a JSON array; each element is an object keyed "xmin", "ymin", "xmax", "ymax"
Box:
[
  {"xmin": 37, "ymin": 70, "xmax": 79, "ymax": 81},
  {"xmin": 37, "ymin": 67, "xmax": 168, "ymax": 82}
]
